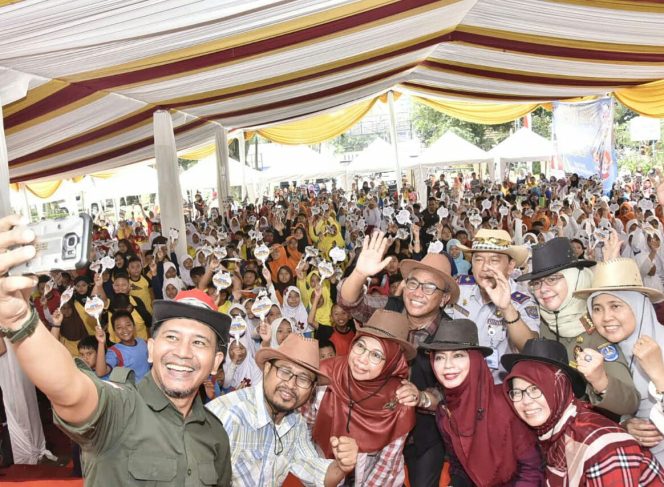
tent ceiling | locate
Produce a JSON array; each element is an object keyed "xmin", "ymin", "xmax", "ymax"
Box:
[{"xmin": 2, "ymin": 0, "xmax": 664, "ymax": 183}]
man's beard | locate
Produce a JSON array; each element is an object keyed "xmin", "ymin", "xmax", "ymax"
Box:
[{"xmin": 162, "ymin": 386, "xmax": 198, "ymax": 399}]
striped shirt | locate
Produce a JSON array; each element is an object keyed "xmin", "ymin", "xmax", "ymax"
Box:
[{"xmin": 206, "ymin": 384, "xmax": 332, "ymax": 487}]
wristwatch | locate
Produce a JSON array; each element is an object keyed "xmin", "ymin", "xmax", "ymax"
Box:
[{"xmin": 0, "ymin": 307, "xmax": 40, "ymax": 343}]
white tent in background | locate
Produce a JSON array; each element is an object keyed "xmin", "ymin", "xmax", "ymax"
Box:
[
  {"xmin": 347, "ymin": 138, "xmax": 410, "ymax": 175},
  {"xmin": 411, "ymin": 131, "xmax": 492, "ymax": 167},
  {"xmin": 488, "ymin": 128, "xmax": 554, "ymax": 180},
  {"xmin": 92, "ymin": 163, "xmax": 159, "ymax": 200},
  {"xmin": 180, "ymin": 154, "xmax": 263, "ymax": 201},
  {"xmin": 258, "ymin": 144, "xmax": 344, "ymax": 183}
]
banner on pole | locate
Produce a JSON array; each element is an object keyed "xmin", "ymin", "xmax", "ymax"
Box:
[{"xmin": 552, "ymin": 98, "xmax": 617, "ymax": 192}]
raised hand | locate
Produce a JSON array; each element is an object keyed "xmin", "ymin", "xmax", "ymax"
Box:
[
  {"xmin": 261, "ymin": 266, "xmax": 272, "ymax": 284},
  {"xmin": 481, "ymin": 268, "xmax": 512, "ymax": 311},
  {"xmin": 258, "ymin": 320, "xmax": 271, "ymax": 345},
  {"xmin": 52, "ymin": 308, "xmax": 64, "ymax": 327},
  {"xmin": 354, "ymin": 231, "xmax": 392, "ymax": 278},
  {"xmin": 95, "ymin": 325, "xmax": 106, "ymax": 345},
  {"xmin": 575, "ymin": 348, "xmax": 608, "ymax": 393},
  {"xmin": 633, "ymin": 336, "xmax": 664, "ymax": 390}
]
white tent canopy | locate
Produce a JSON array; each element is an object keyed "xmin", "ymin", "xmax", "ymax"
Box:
[
  {"xmin": 180, "ymin": 154, "xmax": 258, "ymax": 190},
  {"xmin": 488, "ymin": 127, "xmax": 553, "ymax": 163},
  {"xmin": 91, "ymin": 164, "xmax": 159, "ymax": 200},
  {"xmin": 257, "ymin": 144, "xmax": 344, "ymax": 183},
  {"xmin": 409, "ymin": 131, "xmax": 492, "ymax": 167},
  {"xmin": 346, "ymin": 138, "xmax": 413, "ymax": 175}
]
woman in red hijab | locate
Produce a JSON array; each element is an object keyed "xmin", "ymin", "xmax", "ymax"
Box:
[
  {"xmin": 307, "ymin": 310, "xmax": 416, "ymax": 486},
  {"xmin": 420, "ymin": 319, "xmax": 543, "ymax": 487},
  {"xmin": 503, "ymin": 339, "xmax": 664, "ymax": 487},
  {"xmin": 619, "ymin": 201, "xmax": 637, "ymax": 227}
]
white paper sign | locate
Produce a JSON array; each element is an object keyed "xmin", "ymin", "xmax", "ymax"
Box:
[
  {"xmin": 428, "ymin": 240, "xmax": 444, "ymax": 254},
  {"xmin": 212, "ymin": 271, "xmax": 233, "ymax": 290}
]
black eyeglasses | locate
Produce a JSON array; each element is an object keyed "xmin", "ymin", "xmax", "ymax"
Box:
[
  {"xmin": 528, "ymin": 274, "xmax": 564, "ymax": 291},
  {"xmin": 405, "ymin": 278, "xmax": 446, "ymax": 296},
  {"xmin": 272, "ymin": 364, "xmax": 315, "ymax": 389},
  {"xmin": 508, "ymin": 384, "xmax": 543, "ymax": 402}
]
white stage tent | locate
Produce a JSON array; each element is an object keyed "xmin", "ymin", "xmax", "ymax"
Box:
[
  {"xmin": 487, "ymin": 127, "xmax": 554, "ymax": 180},
  {"xmin": 257, "ymin": 144, "xmax": 344, "ymax": 184},
  {"xmin": 404, "ymin": 130, "xmax": 492, "ymax": 203},
  {"xmin": 180, "ymin": 153, "xmax": 263, "ymax": 201}
]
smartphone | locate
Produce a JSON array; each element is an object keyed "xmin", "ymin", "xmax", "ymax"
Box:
[{"xmin": 9, "ymin": 214, "xmax": 92, "ymax": 276}]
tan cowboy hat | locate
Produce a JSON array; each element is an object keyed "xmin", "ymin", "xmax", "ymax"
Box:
[
  {"xmin": 573, "ymin": 257, "xmax": 664, "ymax": 301},
  {"xmin": 457, "ymin": 229, "xmax": 529, "ymax": 267},
  {"xmin": 356, "ymin": 310, "xmax": 417, "ymax": 361},
  {"xmin": 400, "ymin": 253, "xmax": 460, "ymax": 305},
  {"xmin": 255, "ymin": 334, "xmax": 330, "ymax": 385}
]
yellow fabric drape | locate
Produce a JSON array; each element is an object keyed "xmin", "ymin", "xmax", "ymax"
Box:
[
  {"xmin": 256, "ymin": 97, "xmax": 378, "ymax": 144},
  {"xmin": 615, "ymin": 79, "xmax": 664, "ymax": 118},
  {"xmin": 180, "ymin": 143, "xmax": 216, "ymax": 160},
  {"xmin": 22, "ymin": 181, "xmax": 63, "ymax": 199},
  {"xmin": 413, "ymin": 96, "xmax": 539, "ymax": 125}
]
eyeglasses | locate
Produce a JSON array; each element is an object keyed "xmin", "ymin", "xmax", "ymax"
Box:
[
  {"xmin": 351, "ymin": 341, "xmax": 386, "ymax": 365},
  {"xmin": 405, "ymin": 278, "xmax": 446, "ymax": 296},
  {"xmin": 508, "ymin": 384, "xmax": 543, "ymax": 402},
  {"xmin": 528, "ymin": 274, "xmax": 565, "ymax": 291},
  {"xmin": 272, "ymin": 364, "xmax": 315, "ymax": 389}
]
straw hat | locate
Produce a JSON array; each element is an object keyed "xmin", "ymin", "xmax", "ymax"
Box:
[
  {"xmin": 573, "ymin": 258, "xmax": 664, "ymax": 301},
  {"xmin": 419, "ymin": 318, "xmax": 493, "ymax": 357},
  {"xmin": 356, "ymin": 309, "xmax": 416, "ymax": 360},
  {"xmin": 457, "ymin": 229, "xmax": 529, "ymax": 267},
  {"xmin": 400, "ymin": 253, "xmax": 460, "ymax": 305},
  {"xmin": 255, "ymin": 334, "xmax": 330, "ymax": 385}
]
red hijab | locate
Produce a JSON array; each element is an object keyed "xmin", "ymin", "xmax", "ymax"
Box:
[
  {"xmin": 504, "ymin": 362, "xmax": 633, "ymax": 472},
  {"xmin": 435, "ymin": 351, "xmax": 537, "ymax": 487},
  {"xmin": 312, "ymin": 337, "xmax": 415, "ymax": 457}
]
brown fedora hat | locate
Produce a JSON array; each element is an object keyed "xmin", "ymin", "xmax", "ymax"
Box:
[
  {"xmin": 255, "ymin": 334, "xmax": 330, "ymax": 385},
  {"xmin": 573, "ymin": 257, "xmax": 664, "ymax": 301},
  {"xmin": 356, "ymin": 309, "xmax": 417, "ymax": 361},
  {"xmin": 419, "ymin": 318, "xmax": 493, "ymax": 357},
  {"xmin": 457, "ymin": 229, "xmax": 529, "ymax": 268},
  {"xmin": 400, "ymin": 253, "xmax": 460, "ymax": 305}
]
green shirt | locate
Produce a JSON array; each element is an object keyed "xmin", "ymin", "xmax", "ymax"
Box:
[{"xmin": 54, "ymin": 365, "xmax": 231, "ymax": 486}]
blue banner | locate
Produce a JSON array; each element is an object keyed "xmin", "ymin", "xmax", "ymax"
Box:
[{"xmin": 552, "ymin": 98, "xmax": 617, "ymax": 193}]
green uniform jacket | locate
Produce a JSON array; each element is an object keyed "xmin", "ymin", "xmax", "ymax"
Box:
[
  {"xmin": 54, "ymin": 364, "xmax": 231, "ymax": 486},
  {"xmin": 541, "ymin": 321, "xmax": 640, "ymax": 417}
]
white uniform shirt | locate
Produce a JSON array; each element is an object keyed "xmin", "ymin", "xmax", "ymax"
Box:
[{"xmin": 446, "ymin": 275, "xmax": 540, "ymax": 383}]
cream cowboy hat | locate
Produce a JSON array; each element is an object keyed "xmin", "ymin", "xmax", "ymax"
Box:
[
  {"xmin": 573, "ymin": 257, "xmax": 664, "ymax": 301},
  {"xmin": 457, "ymin": 229, "xmax": 529, "ymax": 267},
  {"xmin": 255, "ymin": 333, "xmax": 330, "ymax": 385}
]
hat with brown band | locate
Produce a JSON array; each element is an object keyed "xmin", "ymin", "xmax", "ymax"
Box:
[
  {"xmin": 457, "ymin": 229, "xmax": 529, "ymax": 268},
  {"xmin": 573, "ymin": 257, "xmax": 664, "ymax": 301},
  {"xmin": 255, "ymin": 334, "xmax": 330, "ymax": 385},
  {"xmin": 399, "ymin": 253, "xmax": 460, "ymax": 305},
  {"xmin": 356, "ymin": 309, "xmax": 417, "ymax": 361}
]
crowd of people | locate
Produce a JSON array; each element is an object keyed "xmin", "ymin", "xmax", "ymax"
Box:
[{"xmin": 2, "ymin": 168, "xmax": 664, "ymax": 486}]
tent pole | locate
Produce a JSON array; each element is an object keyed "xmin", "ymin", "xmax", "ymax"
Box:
[
  {"xmin": 0, "ymin": 97, "xmax": 11, "ymax": 217},
  {"xmin": 214, "ymin": 126, "xmax": 231, "ymax": 208},
  {"xmin": 21, "ymin": 184, "xmax": 31, "ymax": 221},
  {"xmin": 239, "ymin": 131, "xmax": 247, "ymax": 202},
  {"xmin": 153, "ymin": 111, "xmax": 187, "ymax": 257},
  {"xmin": 387, "ymin": 91, "xmax": 402, "ymax": 201}
]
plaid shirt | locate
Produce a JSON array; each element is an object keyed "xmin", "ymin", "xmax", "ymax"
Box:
[
  {"xmin": 301, "ymin": 387, "xmax": 407, "ymax": 487},
  {"xmin": 206, "ymin": 385, "xmax": 332, "ymax": 487}
]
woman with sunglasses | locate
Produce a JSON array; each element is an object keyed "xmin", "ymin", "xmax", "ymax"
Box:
[
  {"xmin": 503, "ymin": 339, "xmax": 664, "ymax": 486},
  {"xmin": 516, "ymin": 238, "xmax": 639, "ymax": 417},
  {"xmin": 420, "ymin": 319, "xmax": 543, "ymax": 487},
  {"xmin": 304, "ymin": 310, "xmax": 416, "ymax": 486}
]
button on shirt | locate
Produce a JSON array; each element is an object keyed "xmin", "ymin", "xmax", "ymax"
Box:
[
  {"xmin": 54, "ymin": 365, "xmax": 231, "ymax": 486},
  {"xmin": 447, "ymin": 276, "xmax": 540, "ymax": 383},
  {"xmin": 206, "ymin": 384, "xmax": 332, "ymax": 487}
]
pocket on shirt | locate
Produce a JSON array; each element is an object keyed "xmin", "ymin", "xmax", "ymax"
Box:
[
  {"xmin": 128, "ymin": 454, "xmax": 177, "ymax": 484},
  {"xmin": 199, "ymin": 462, "xmax": 219, "ymax": 485}
]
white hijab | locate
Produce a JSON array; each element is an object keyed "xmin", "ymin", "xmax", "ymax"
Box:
[
  {"xmin": 280, "ymin": 286, "xmax": 309, "ymax": 332},
  {"xmin": 162, "ymin": 277, "xmax": 183, "ymax": 301},
  {"xmin": 222, "ymin": 329, "xmax": 261, "ymax": 390},
  {"xmin": 178, "ymin": 254, "xmax": 194, "ymax": 287}
]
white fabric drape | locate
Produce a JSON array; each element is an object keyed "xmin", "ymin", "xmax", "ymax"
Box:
[
  {"xmin": 0, "ymin": 339, "xmax": 48, "ymax": 464},
  {"xmin": 153, "ymin": 110, "xmax": 187, "ymax": 257},
  {"xmin": 214, "ymin": 126, "xmax": 231, "ymax": 205},
  {"xmin": 414, "ymin": 165, "xmax": 428, "ymax": 205},
  {"xmin": 0, "ymin": 97, "xmax": 10, "ymax": 217}
]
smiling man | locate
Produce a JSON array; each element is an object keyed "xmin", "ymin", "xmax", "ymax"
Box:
[
  {"xmin": 337, "ymin": 231, "xmax": 459, "ymax": 487},
  {"xmin": 206, "ymin": 334, "xmax": 358, "ymax": 487},
  {"xmin": 0, "ymin": 216, "xmax": 231, "ymax": 485}
]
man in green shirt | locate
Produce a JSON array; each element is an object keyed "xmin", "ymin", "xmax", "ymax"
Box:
[{"xmin": 0, "ymin": 214, "xmax": 231, "ymax": 485}]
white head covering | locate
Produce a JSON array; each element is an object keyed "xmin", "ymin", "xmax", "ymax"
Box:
[
  {"xmin": 178, "ymin": 254, "xmax": 194, "ymax": 287},
  {"xmin": 280, "ymin": 286, "xmax": 310, "ymax": 333},
  {"xmin": 162, "ymin": 277, "xmax": 183, "ymax": 301},
  {"xmin": 270, "ymin": 317, "xmax": 294, "ymax": 348},
  {"xmin": 222, "ymin": 329, "xmax": 261, "ymax": 390},
  {"xmin": 587, "ymin": 290, "xmax": 664, "ymax": 460},
  {"xmin": 538, "ymin": 267, "xmax": 593, "ymax": 338}
]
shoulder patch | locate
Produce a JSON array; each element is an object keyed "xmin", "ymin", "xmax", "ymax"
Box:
[
  {"xmin": 453, "ymin": 304, "xmax": 470, "ymax": 317},
  {"xmin": 109, "ymin": 367, "xmax": 136, "ymax": 386},
  {"xmin": 597, "ymin": 343, "xmax": 619, "ymax": 362},
  {"xmin": 457, "ymin": 275, "xmax": 475, "ymax": 285},
  {"xmin": 524, "ymin": 305, "xmax": 539, "ymax": 320},
  {"xmin": 511, "ymin": 291, "xmax": 529, "ymax": 304}
]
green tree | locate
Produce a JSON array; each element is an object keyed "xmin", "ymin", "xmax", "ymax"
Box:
[
  {"xmin": 411, "ymin": 101, "xmax": 512, "ymax": 150},
  {"xmin": 330, "ymin": 133, "xmax": 376, "ymax": 154},
  {"xmin": 531, "ymin": 107, "xmax": 552, "ymax": 139}
]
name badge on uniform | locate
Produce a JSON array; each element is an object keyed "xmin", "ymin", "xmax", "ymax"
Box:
[
  {"xmin": 453, "ymin": 304, "xmax": 470, "ymax": 317},
  {"xmin": 598, "ymin": 343, "xmax": 619, "ymax": 362},
  {"xmin": 485, "ymin": 349, "xmax": 499, "ymax": 370}
]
